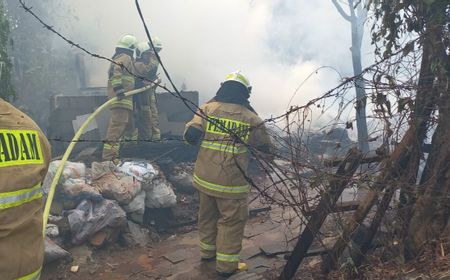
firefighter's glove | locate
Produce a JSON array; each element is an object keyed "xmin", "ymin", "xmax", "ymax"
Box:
[
  {"xmin": 184, "ymin": 126, "xmax": 203, "ymax": 145},
  {"xmin": 113, "ymin": 85, "xmax": 126, "ymax": 100}
]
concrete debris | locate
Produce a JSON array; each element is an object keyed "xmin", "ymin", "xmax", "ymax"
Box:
[
  {"xmin": 44, "ymin": 238, "xmax": 71, "ymax": 265},
  {"xmin": 45, "ymin": 224, "xmax": 59, "ymax": 238},
  {"xmin": 70, "ymin": 265, "xmax": 79, "ymax": 273},
  {"xmin": 162, "ymin": 249, "xmax": 187, "ymax": 264}
]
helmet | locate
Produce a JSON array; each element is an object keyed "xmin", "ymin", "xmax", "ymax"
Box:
[
  {"xmin": 151, "ymin": 36, "xmax": 163, "ymax": 51},
  {"xmin": 116, "ymin": 34, "xmax": 137, "ymax": 50},
  {"xmin": 224, "ymin": 70, "xmax": 252, "ymax": 93},
  {"xmin": 136, "ymin": 41, "xmax": 151, "ymax": 58}
]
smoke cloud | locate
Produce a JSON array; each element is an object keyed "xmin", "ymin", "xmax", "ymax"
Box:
[{"xmin": 56, "ymin": 0, "xmax": 374, "ymax": 124}]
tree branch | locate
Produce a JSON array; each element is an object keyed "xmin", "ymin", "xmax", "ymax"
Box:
[{"xmin": 331, "ymin": 0, "xmax": 351, "ymax": 21}]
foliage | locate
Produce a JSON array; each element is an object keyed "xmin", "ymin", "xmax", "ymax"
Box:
[
  {"xmin": 0, "ymin": 0, "xmax": 15, "ymax": 100},
  {"xmin": 369, "ymin": 0, "xmax": 450, "ymax": 58}
]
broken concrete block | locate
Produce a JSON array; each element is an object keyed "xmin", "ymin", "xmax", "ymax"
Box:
[
  {"xmin": 162, "ymin": 250, "xmax": 186, "ymax": 264},
  {"xmin": 45, "ymin": 224, "xmax": 59, "ymax": 238},
  {"xmin": 70, "ymin": 265, "xmax": 79, "ymax": 273}
]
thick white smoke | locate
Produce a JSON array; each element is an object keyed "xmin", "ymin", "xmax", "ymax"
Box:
[{"xmin": 58, "ymin": 0, "xmax": 374, "ymax": 123}]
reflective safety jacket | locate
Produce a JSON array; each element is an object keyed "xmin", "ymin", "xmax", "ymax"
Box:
[
  {"xmin": 0, "ymin": 99, "xmax": 51, "ymax": 280},
  {"xmin": 134, "ymin": 54, "xmax": 159, "ymax": 88},
  {"xmin": 107, "ymin": 51, "xmax": 135, "ymax": 110},
  {"xmin": 185, "ymin": 101, "xmax": 271, "ymax": 199}
]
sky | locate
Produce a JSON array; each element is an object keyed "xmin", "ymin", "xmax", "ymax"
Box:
[{"xmin": 55, "ymin": 0, "xmax": 375, "ymax": 126}]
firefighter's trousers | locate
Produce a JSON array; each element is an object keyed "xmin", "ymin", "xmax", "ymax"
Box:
[
  {"xmin": 136, "ymin": 90, "xmax": 160, "ymax": 141},
  {"xmin": 198, "ymin": 191, "xmax": 249, "ymax": 273},
  {"xmin": 102, "ymin": 107, "xmax": 134, "ymax": 161}
]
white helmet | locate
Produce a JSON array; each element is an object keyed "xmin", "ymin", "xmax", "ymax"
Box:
[
  {"xmin": 136, "ymin": 41, "xmax": 151, "ymax": 58},
  {"xmin": 224, "ymin": 70, "xmax": 252, "ymax": 93},
  {"xmin": 116, "ymin": 34, "xmax": 137, "ymax": 50},
  {"xmin": 151, "ymin": 36, "xmax": 163, "ymax": 52}
]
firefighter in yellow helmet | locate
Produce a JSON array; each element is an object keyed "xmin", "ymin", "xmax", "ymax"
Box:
[
  {"xmin": 0, "ymin": 98, "xmax": 51, "ymax": 280},
  {"xmin": 102, "ymin": 34, "xmax": 137, "ymax": 161},
  {"xmin": 133, "ymin": 36, "xmax": 162, "ymax": 142},
  {"xmin": 184, "ymin": 71, "xmax": 272, "ymax": 277}
]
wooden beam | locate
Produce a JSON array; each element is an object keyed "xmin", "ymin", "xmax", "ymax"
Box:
[{"xmin": 279, "ymin": 148, "xmax": 363, "ymax": 280}]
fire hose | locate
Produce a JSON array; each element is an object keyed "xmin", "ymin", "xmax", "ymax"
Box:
[{"xmin": 42, "ymin": 85, "xmax": 153, "ymax": 233}]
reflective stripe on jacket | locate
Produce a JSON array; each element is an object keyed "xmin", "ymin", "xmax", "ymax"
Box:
[
  {"xmin": 184, "ymin": 101, "xmax": 271, "ymax": 199},
  {"xmin": 0, "ymin": 99, "xmax": 51, "ymax": 280},
  {"xmin": 107, "ymin": 53, "xmax": 135, "ymax": 110}
]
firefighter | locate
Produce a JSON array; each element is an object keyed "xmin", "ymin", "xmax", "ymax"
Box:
[
  {"xmin": 0, "ymin": 98, "xmax": 51, "ymax": 280},
  {"xmin": 184, "ymin": 71, "xmax": 272, "ymax": 277},
  {"xmin": 133, "ymin": 36, "xmax": 162, "ymax": 142},
  {"xmin": 133, "ymin": 38, "xmax": 162, "ymax": 141},
  {"xmin": 102, "ymin": 34, "xmax": 137, "ymax": 161}
]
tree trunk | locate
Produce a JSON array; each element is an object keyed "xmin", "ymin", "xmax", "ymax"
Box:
[
  {"xmin": 351, "ymin": 11, "xmax": 369, "ymax": 154},
  {"xmin": 405, "ymin": 14, "xmax": 450, "ymax": 257},
  {"xmin": 324, "ymin": 29, "xmax": 441, "ymax": 265},
  {"xmin": 280, "ymin": 148, "xmax": 363, "ymax": 280}
]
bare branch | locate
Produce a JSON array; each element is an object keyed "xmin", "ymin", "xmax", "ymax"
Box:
[{"xmin": 331, "ymin": 0, "xmax": 352, "ymax": 21}]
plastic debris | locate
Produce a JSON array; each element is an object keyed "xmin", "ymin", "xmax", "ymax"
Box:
[
  {"xmin": 143, "ymin": 176, "xmax": 177, "ymax": 208},
  {"xmin": 60, "ymin": 178, "xmax": 102, "ymax": 203},
  {"xmin": 43, "ymin": 161, "xmax": 86, "ymax": 194},
  {"xmin": 67, "ymin": 199, "xmax": 127, "ymax": 245},
  {"xmin": 122, "ymin": 190, "xmax": 146, "ymax": 224},
  {"xmin": 118, "ymin": 161, "xmax": 158, "ymax": 182},
  {"xmin": 122, "ymin": 221, "xmax": 151, "ymax": 246}
]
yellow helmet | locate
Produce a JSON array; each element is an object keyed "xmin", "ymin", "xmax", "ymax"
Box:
[
  {"xmin": 116, "ymin": 34, "xmax": 137, "ymax": 50},
  {"xmin": 224, "ymin": 70, "xmax": 252, "ymax": 93}
]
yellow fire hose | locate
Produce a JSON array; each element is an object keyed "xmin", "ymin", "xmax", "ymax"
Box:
[{"xmin": 42, "ymin": 85, "xmax": 152, "ymax": 234}]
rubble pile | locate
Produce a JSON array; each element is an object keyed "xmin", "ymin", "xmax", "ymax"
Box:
[{"xmin": 42, "ymin": 160, "xmax": 178, "ymax": 264}]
